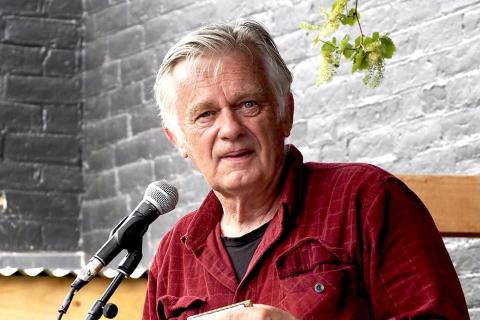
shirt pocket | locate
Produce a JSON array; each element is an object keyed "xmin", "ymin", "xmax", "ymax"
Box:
[
  {"xmin": 157, "ymin": 295, "xmax": 207, "ymax": 319},
  {"xmin": 275, "ymin": 237, "xmax": 359, "ymax": 319}
]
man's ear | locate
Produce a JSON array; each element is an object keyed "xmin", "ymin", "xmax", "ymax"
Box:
[
  {"xmin": 281, "ymin": 93, "xmax": 294, "ymax": 138},
  {"xmin": 164, "ymin": 127, "xmax": 188, "ymax": 158}
]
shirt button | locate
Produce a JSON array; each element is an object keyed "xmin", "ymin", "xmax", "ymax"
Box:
[{"xmin": 314, "ymin": 282, "xmax": 325, "ymax": 293}]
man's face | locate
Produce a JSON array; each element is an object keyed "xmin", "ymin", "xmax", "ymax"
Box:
[{"xmin": 165, "ymin": 50, "xmax": 293, "ymax": 196}]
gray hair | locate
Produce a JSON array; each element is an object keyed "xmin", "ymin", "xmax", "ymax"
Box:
[{"xmin": 154, "ymin": 20, "xmax": 293, "ymax": 135}]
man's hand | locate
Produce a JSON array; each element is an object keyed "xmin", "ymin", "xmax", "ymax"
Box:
[{"xmin": 218, "ymin": 304, "xmax": 297, "ymax": 320}]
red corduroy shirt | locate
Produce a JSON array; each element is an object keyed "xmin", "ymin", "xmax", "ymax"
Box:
[{"xmin": 143, "ymin": 145, "xmax": 468, "ymax": 320}]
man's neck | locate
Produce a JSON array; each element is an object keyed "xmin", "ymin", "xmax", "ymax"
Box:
[
  {"xmin": 214, "ymin": 148, "xmax": 289, "ymax": 238},
  {"xmin": 215, "ymin": 186, "xmax": 282, "ymax": 238}
]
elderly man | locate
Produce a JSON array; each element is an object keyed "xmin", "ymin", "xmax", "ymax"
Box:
[{"xmin": 143, "ymin": 20, "xmax": 468, "ymax": 320}]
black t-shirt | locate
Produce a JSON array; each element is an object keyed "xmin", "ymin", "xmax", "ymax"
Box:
[{"xmin": 221, "ymin": 222, "xmax": 269, "ymax": 281}]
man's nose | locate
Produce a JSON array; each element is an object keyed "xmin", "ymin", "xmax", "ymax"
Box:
[{"xmin": 217, "ymin": 108, "xmax": 244, "ymax": 140}]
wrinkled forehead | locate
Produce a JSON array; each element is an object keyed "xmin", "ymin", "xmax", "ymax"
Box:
[
  {"xmin": 182, "ymin": 59, "xmax": 274, "ymax": 107},
  {"xmin": 169, "ymin": 49, "xmax": 270, "ymax": 91},
  {"xmin": 182, "ymin": 49, "xmax": 263, "ymax": 80}
]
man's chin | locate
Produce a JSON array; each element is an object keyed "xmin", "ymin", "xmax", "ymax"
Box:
[{"xmin": 212, "ymin": 173, "xmax": 261, "ymax": 196}]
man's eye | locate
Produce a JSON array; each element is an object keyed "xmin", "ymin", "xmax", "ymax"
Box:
[
  {"xmin": 238, "ymin": 101, "xmax": 261, "ymax": 116},
  {"xmin": 243, "ymin": 101, "xmax": 256, "ymax": 108},
  {"xmin": 196, "ymin": 111, "xmax": 214, "ymax": 120}
]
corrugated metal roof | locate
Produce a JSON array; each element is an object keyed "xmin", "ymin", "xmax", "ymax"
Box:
[
  {"xmin": 0, "ymin": 266, "xmax": 147, "ymax": 278},
  {"xmin": 0, "ymin": 252, "xmax": 148, "ymax": 278}
]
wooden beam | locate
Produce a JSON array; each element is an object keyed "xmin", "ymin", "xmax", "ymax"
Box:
[
  {"xmin": 397, "ymin": 174, "xmax": 480, "ymax": 237},
  {"xmin": 0, "ymin": 275, "xmax": 147, "ymax": 320}
]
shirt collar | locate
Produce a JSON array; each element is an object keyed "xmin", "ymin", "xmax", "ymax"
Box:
[{"xmin": 182, "ymin": 144, "xmax": 305, "ymax": 253}]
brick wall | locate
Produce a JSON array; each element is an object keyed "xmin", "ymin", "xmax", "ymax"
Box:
[{"xmin": 0, "ymin": 0, "xmax": 83, "ymax": 254}]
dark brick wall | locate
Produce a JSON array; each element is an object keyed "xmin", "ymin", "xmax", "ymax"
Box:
[{"xmin": 0, "ymin": 0, "xmax": 83, "ymax": 252}]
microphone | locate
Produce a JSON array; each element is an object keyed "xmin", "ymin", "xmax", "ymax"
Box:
[{"xmin": 72, "ymin": 180, "xmax": 178, "ymax": 290}]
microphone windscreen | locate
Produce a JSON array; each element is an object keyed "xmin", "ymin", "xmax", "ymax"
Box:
[{"xmin": 144, "ymin": 181, "xmax": 178, "ymax": 213}]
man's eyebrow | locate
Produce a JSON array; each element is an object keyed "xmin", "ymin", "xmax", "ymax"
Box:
[
  {"xmin": 186, "ymin": 102, "xmax": 214, "ymax": 119},
  {"xmin": 190, "ymin": 87, "xmax": 266, "ymax": 108},
  {"xmin": 230, "ymin": 87, "xmax": 268, "ymax": 101}
]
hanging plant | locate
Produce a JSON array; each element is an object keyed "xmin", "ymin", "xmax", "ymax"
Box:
[{"xmin": 301, "ymin": 0, "xmax": 396, "ymax": 88}]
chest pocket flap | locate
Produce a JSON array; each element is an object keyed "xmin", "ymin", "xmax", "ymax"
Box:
[{"xmin": 275, "ymin": 237, "xmax": 350, "ymax": 279}]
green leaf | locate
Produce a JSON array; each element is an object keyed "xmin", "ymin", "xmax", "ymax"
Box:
[
  {"xmin": 352, "ymin": 50, "xmax": 364, "ymax": 73},
  {"xmin": 313, "ymin": 35, "xmax": 320, "ymax": 46},
  {"xmin": 342, "ymin": 43, "xmax": 354, "ymax": 59},
  {"xmin": 380, "ymin": 35, "xmax": 396, "ymax": 59},
  {"xmin": 372, "ymin": 32, "xmax": 379, "ymax": 41},
  {"xmin": 321, "ymin": 41, "xmax": 336, "ymax": 56},
  {"xmin": 346, "ymin": 16, "xmax": 356, "ymax": 26},
  {"xmin": 355, "ymin": 35, "xmax": 362, "ymax": 47},
  {"xmin": 360, "ymin": 54, "xmax": 370, "ymax": 70},
  {"xmin": 352, "ymin": 48, "xmax": 370, "ymax": 73},
  {"xmin": 339, "ymin": 10, "xmax": 356, "ymax": 26},
  {"xmin": 339, "ymin": 34, "xmax": 350, "ymax": 51},
  {"xmin": 331, "ymin": 36, "xmax": 337, "ymax": 45},
  {"xmin": 349, "ymin": 8, "xmax": 358, "ymax": 17},
  {"xmin": 345, "ymin": 8, "xmax": 358, "ymax": 26},
  {"xmin": 364, "ymin": 36, "xmax": 374, "ymax": 46}
]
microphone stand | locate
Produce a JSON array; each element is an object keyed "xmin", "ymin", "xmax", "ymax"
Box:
[{"xmin": 84, "ymin": 241, "xmax": 143, "ymax": 320}]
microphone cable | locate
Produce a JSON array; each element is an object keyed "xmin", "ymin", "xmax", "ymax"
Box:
[{"xmin": 57, "ymin": 286, "xmax": 77, "ymax": 320}]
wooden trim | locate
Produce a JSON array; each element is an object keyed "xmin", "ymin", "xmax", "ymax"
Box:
[
  {"xmin": 397, "ymin": 174, "xmax": 480, "ymax": 237},
  {"xmin": 0, "ymin": 275, "xmax": 147, "ymax": 320}
]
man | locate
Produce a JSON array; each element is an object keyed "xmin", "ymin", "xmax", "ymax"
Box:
[{"xmin": 143, "ymin": 20, "xmax": 468, "ymax": 319}]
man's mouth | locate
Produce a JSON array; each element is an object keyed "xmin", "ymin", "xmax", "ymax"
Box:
[{"xmin": 220, "ymin": 149, "xmax": 254, "ymax": 160}]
